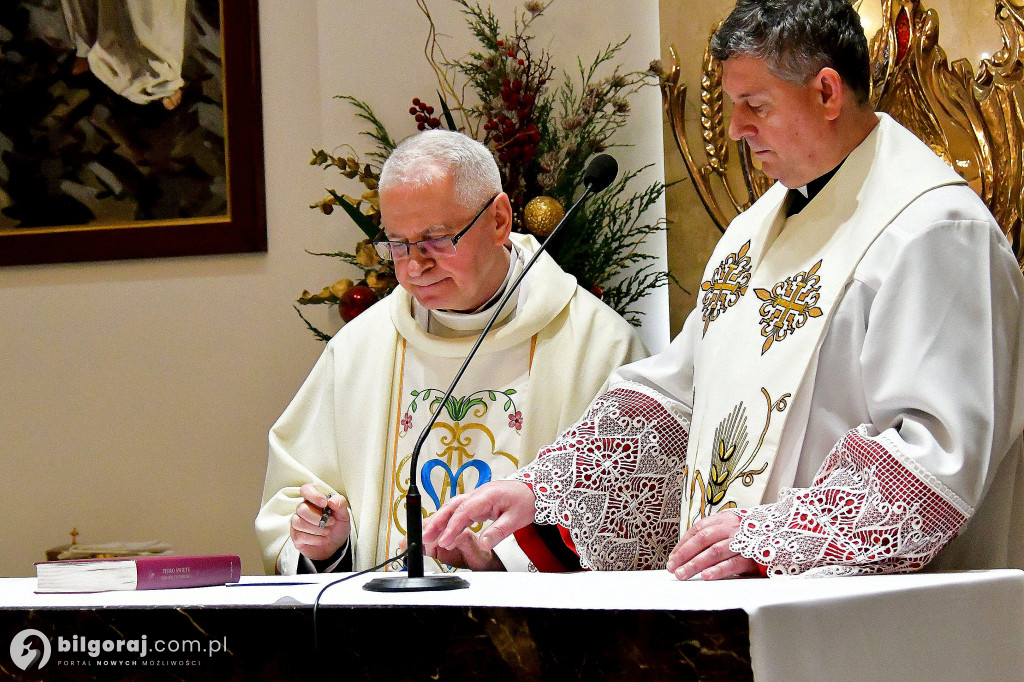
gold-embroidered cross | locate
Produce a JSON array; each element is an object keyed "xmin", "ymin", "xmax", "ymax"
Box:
[
  {"xmin": 700, "ymin": 241, "xmax": 752, "ymax": 335},
  {"xmin": 754, "ymin": 260, "xmax": 824, "ymax": 354}
]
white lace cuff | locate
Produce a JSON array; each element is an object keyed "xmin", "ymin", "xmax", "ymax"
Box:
[
  {"xmin": 511, "ymin": 382, "xmax": 690, "ymax": 570},
  {"xmin": 730, "ymin": 426, "xmax": 971, "ymax": 576}
]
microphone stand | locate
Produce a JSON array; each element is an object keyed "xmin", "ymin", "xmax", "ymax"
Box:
[{"xmin": 364, "ymin": 158, "xmax": 615, "ymax": 592}]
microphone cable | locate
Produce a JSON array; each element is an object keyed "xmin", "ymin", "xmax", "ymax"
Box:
[{"xmin": 312, "ymin": 548, "xmax": 409, "ymax": 651}]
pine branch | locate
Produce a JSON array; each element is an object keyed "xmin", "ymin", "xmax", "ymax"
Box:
[
  {"xmin": 602, "ymin": 267, "xmax": 670, "ymax": 325},
  {"xmin": 335, "ymin": 95, "xmax": 396, "ymax": 164},
  {"xmin": 294, "ymin": 306, "xmax": 334, "ymax": 343}
]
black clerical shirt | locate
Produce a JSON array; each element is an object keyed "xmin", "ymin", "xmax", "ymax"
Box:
[{"xmin": 786, "ymin": 162, "xmax": 844, "ymax": 217}]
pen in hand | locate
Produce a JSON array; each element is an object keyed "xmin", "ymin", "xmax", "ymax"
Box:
[{"xmin": 318, "ymin": 493, "xmax": 333, "ymax": 530}]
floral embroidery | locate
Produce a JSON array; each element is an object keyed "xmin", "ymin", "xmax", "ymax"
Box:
[
  {"xmin": 405, "ymin": 387, "xmax": 519, "ymax": 424},
  {"xmin": 400, "ymin": 412, "xmax": 413, "ymax": 434},
  {"xmin": 700, "ymin": 240, "xmax": 752, "ymax": 336},
  {"xmin": 508, "ymin": 411, "xmax": 523, "ymax": 431},
  {"xmin": 753, "ymin": 259, "xmax": 824, "ymax": 354}
]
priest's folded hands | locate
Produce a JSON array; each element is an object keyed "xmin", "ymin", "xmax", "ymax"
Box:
[{"xmin": 289, "ymin": 483, "xmax": 351, "ymax": 562}]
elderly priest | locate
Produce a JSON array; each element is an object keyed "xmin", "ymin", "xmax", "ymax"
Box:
[{"xmin": 256, "ymin": 129, "xmax": 646, "ymax": 575}]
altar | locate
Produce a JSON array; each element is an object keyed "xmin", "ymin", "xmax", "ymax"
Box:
[{"xmin": 2, "ymin": 569, "xmax": 1021, "ymax": 681}]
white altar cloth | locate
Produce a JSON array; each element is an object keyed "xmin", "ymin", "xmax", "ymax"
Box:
[{"xmin": 4, "ymin": 569, "xmax": 1021, "ymax": 681}]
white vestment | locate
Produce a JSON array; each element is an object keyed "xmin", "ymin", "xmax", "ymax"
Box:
[
  {"xmin": 256, "ymin": 234, "xmax": 647, "ymax": 574},
  {"xmin": 61, "ymin": 0, "xmax": 186, "ymax": 104},
  {"xmin": 513, "ymin": 115, "xmax": 1024, "ymax": 575}
]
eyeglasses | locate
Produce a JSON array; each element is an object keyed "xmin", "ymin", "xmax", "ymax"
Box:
[{"xmin": 372, "ymin": 194, "xmax": 499, "ymax": 261}]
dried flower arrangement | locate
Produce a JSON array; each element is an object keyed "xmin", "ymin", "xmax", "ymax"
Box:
[{"xmin": 298, "ymin": 0, "xmax": 670, "ymax": 340}]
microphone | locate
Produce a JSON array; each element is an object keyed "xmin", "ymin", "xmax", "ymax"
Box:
[
  {"xmin": 583, "ymin": 153, "xmax": 618, "ymax": 193},
  {"xmin": 364, "ymin": 154, "xmax": 618, "ymax": 592}
]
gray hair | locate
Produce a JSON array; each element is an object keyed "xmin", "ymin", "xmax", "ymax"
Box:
[
  {"xmin": 710, "ymin": 0, "xmax": 871, "ymax": 104},
  {"xmin": 378, "ymin": 129, "xmax": 502, "ymax": 210}
]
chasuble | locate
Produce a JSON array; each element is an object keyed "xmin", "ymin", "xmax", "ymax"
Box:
[{"xmin": 256, "ymin": 234, "xmax": 646, "ymax": 574}]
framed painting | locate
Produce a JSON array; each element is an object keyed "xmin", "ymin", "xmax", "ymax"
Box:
[{"xmin": 0, "ymin": 0, "xmax": 266, "ymax": 267}]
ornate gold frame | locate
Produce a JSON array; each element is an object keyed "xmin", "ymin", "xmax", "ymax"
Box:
[{"xmin": 662, "ymin": 0, "xmax": 1024, "ymax": 269}]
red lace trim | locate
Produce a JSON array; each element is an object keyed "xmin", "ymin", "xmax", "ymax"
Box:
[
  {"xmin": 512, "ymin": 524, "xmax": 576, "ymax": 572},
  {"xmin": 731, "ymin": 428, "xmax": 969, "ymax": 576}
]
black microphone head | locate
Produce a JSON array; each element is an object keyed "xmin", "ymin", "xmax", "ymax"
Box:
[{"xmin": 583, "ymin": 154, "xmax": 618, "ymax": 193}]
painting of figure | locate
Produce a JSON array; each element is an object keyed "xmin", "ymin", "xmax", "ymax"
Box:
[
  {"xmin": 0, "ymin": 0, "xmax": 265, "ymax": 265},
  {"xmin": 61, "ymin": 0, "xmax": 188, "ymax": 110}
]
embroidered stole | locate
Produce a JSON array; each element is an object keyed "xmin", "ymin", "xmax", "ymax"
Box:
[{"xmin": 684, "ymin": 114, "xmax": 966, "ymax": 528}]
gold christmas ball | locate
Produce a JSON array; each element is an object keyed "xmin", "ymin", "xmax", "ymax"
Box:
[{"xmin": 523, "ymin": 196, "xmax": 565, "ymax": 237}]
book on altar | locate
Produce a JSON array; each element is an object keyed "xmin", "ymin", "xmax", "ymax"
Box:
[{"xmin": 34, "ymin": 555, "xmax": 241, "ymax": 593}]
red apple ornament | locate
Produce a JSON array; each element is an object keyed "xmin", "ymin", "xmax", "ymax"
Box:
[{"xmin": 339, "ymin": 285, "xmax": 378, "ymax": 322}]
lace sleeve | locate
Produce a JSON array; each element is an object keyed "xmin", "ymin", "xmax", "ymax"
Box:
[
  {"xmin": 730, "ymin": 426, "xmax": 973, "ymax": 576},
  {"xmin": 509, "ymin": 382, "xmax": 690, "ymax": 571}
]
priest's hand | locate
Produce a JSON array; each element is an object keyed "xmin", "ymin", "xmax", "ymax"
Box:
[
  {"xmin": 291, "ymin": 483, "xmax": 350, "ymax": 562},
  {"xmin": 423, "ymin": 480, "xmax": 537, "ymax": 555},
  {"xmin": 666, "ymin": 511, "xmax": 762, "ymax": 580},
  {"xmin": 405, "ymin": 530, "xmax": 505, "ymax": 572}
]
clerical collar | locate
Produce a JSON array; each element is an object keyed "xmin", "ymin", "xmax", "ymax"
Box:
[
  {"xmin": 457, "ymin": 243, "xmax": 518, "ymax": 315},
  {"xmin": 413, "ymin": 242, "xmax": 522, "ymax": 338},
  {"xmin": 787, "ymin": 161, "xmax": 844, "ymax": 217}
]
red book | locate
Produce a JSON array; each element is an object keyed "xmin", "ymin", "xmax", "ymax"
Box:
[{"xmin": 35, "ymin": 555, "xmax": 241, "ymax": 593}]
